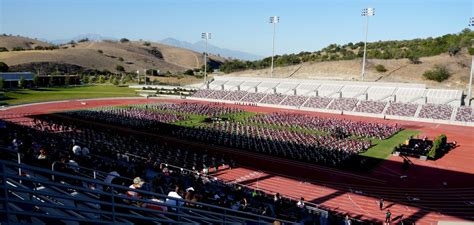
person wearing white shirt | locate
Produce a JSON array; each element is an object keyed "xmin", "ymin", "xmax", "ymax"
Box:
[
  {"xmin": 72, "ymin": 145, "xmax": 82, "ymax": 156},
  {"xmin": 165, "ymin": 185, "xmax": 183, "ymax": 210}
]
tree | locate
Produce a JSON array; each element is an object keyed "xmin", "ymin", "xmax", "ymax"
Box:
[
  {"xmin": 447, "ymin": 46, "xmax": 461, "ymax": 56},
  {"xmin": 143, "ymin": 41, "xmax": 151, "ymax": 46},
  {"xmin": 33, "ymin": 75, "xmax": 39, "ymax": 87},
  {"xmin": 0, "ymin": 77, "xmax": 4, "ymax": 89},
  {"xmin": 98, "ymin": 75, "xmax": 106, "ymax": 83},
  {"xmin": 116, "ymin": 65, "xmax": 125, "ymax": 72},
  {"xmin": 49, "ymin": 76, "xmax": 55, "ymax": 87},
  {"xmin": 423, "ymin": 65, "xmax": 450, "ymax": 82},
  {"xmin": 0, "ymin": 47, "xmax": 9, "ymax": 52},
  {"xmin": 64, "ymin": 75, "xmax": 70, "ymax": 86},
  {"xmin": 184, "ymin": 69, "xmax": 194, "ymax": 75},
  {"xmin": 78, "ymin": 38, "xmax": 89, "ymax": 43},
  {"xmin": 120, "ymin": 38, "xmax": 130, "ymax": 43},
  {"xmin": 19, "ymin": 76, "xmax": 26, "ymax": 88},
  {"xmin": 375, "ymin": 64, "xmax": 387, "ymax": 73},
  {"xmin": 0, "ymin": 62, "xmax": 8, "ymax": 72}
]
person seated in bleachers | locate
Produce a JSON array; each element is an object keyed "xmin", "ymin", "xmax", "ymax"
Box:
[{"xmin": 165, "ymin": 185, "xmax": 184, "ymax": 211}]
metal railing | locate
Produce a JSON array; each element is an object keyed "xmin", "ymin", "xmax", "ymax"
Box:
[{"xmin": 0, "ymin": 160, "xmax": 296, "ymax": 224}]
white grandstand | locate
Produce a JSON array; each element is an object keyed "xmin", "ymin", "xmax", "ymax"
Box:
[{"xmin": 188, "ymin": 76, "xmax": 472, "ymax": 126}]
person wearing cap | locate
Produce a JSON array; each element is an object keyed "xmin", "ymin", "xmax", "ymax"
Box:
[{"xmin": 127, "ymin": 177, "xmax": 144, "ymax": 198}]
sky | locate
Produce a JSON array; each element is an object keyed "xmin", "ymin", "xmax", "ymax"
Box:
[{"xmin": 0, "ymin": 0, "xmax": 472, "ymax": 56}]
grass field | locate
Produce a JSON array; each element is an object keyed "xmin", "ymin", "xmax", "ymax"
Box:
[
  {"xmin": 0, "ymin": 85, "xmax": 138, "ymax": 105},
  {"xmin": 360, "ymin": 129, "xmax": 420, "ymax": 159}
]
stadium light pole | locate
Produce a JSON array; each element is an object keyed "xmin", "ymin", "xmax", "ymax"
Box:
[
  {"xmin": 361, "ymin": 8, "xmax": 375, "ymax": 81},
  {"xmin": 468, "ymin": 17, "xmax": 474, "ymax": 105},
  {"xmin": 269, "ymin": 16, "xmax": 279, "ymax": 78},
  {"xmin": 201, "ymin": 32, "xmax": 211, "ymax": 84}
]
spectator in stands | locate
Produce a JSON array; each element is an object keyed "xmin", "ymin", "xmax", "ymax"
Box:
[
  {"xmin": 72, "ymin": 144, "xmax": 82, "ymax": 156},
  {"xmin": 127, "ymin": 177, "xmax": 145, "ymax": 198},
  {"xmin": 379, "ymin": 198, "xmax": 384, "ymax": 210},
  {"xmin": 297, "ymin": 197, "xmax": 305, "ymax": 209},
  {"xmin": 82, "ymin": 146, "xmax": 90, "ymax": 157},
  {"xmin": 166, "ymin": 185, "xmax": 183, "ymax": 211}
]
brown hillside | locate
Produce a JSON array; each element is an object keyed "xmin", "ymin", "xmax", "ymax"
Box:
[
  {"xmin": 0, "ymin": 36, "xmax": 224, "ymax": 74},
  {"xmin": 0, "ymin": 35, "xmax": 52, "ymax": 50}
]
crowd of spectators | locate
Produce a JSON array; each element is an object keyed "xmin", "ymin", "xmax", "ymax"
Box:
[
  {"xmin": 2, "ymin": 116, "xmax": 340, "ymax": 223},
  {"xmin": 328, "ymin": 98, "xmax": 359, "ymax": 111},
  {"xmin": 240, "ymin": 92, "xmax": 267, "ymax": 103},
  {"xmin": 280, "ymin": 95, "xmax": 309, "ymax": 107},
  {"xmin": 418, "ymin": 104, "xmax": 453, "ymax": 120},
  {"xmin": 455, "ymin": 106, "xmax": 474, "ymax": 122},
  {"xmin": 173, "ymin": 122, "xmax": 372, "ymax": 167},
  {"xmin": 354, "ymin": 100, "xmax": 387, "ymax": 114},
  {"xmin": 385, "ymin": 102, "xmax": 419, "ymax": 117},
  {"xmin": 246, "ymin": 112, "xmax": 401, "ymax": 139},
  {"xmin": 259, "ymin": 93, "xmax": 287, "ymax": 105},
  {"xmin": 223, "ymin": 90, "xmax": 249, "ymax": 101},
  {"xmin": 132, "ymin": 102, "xmax": 243, "ymax": 117},
  {"xmin": 303, "ymin": 96, "xmax": 333, "ymax": 109},
  {"xmin": 64, "ymin": 107, "xmax": 186, "ymax": 129}
]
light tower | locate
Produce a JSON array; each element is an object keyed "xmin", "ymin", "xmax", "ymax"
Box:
[
  {"xmin": 269, "ymin": 16, "xmax": 279, "ymax": 78},
  {"xmin": 361, "ymin": 7, "xmax": 375, "ymax": 81},
  {"xmin": 468, "ymin": 17, "xmax": 474, "ymax": 105},
  {"xmin": 201, "ymin": 32, "xmax": 211, "ymax": 84}
]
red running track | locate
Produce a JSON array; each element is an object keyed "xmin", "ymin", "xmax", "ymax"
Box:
[{"xmin": 1, "ymin": 97, "xmax": 473, "ymax": 225}]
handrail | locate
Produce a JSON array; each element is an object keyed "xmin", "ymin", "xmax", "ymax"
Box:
[
  {"xmin": 51, "ymin": 161, "xmax": 132, "ymax": 183},
  {"xmin": 0, "ymin": 159, "xmax": 296, "ymax": 224}
]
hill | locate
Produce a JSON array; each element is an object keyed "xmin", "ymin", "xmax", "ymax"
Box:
[
  {"xmin": 160, "ymin": 38, "xmax": 264, "ymax": 60},
  {"xmin": 0, "ymin": 36, "xmax": 225, "ymax": 75},
  {"xmin": 0, "ymin": 35, "xmax": 53, "ymax": 51},
  {"xmin": 224, "ymin": 51, "xmax": 471, "ymax": 91},
  {"xmin": 220, "ymin": 29, "xmax": 474, "ymax": 92}
]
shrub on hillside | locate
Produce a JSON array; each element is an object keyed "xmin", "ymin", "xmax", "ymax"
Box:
[
  {"xmin": 0, "ymin": 47, "xmax": 8, "ymax": 52},
  {"xmin": 408, "ymin": 55, "xmax": 421, "ymax": 64},
  {"xmin": 423, "ymin": 65, "xmax": 450, "ymax": 82},
  {"xmin": 184, "ymin": 69, "xmax": 194, "ymax": 75},
  {"xmin": 143, "ymin": 41, "xmax": 151, "ymax": 46},
  {"xmin": 447, "ymin": 46, "xmax": 461, "ymax": 56},
  {"xmin": 116, "ymin": 65, "xmax": 125, "ymax": 72},
  {"xmin": 120, "ymin": 38, "xmax": 130, "ymax": 43},
  {"xmin": 12, "ymin": 47, "xmax": 25, "ymax": 51},
  {"xmin": 0, "ymin": 62, "xmax": 9, "ymax": 72},
  {"xmin": 468, "ymin": 47, "xmax": 474, "ymax": 56},
  {"xmin": 375, "ymin": 64, "xmax": 387, "ymax": 73},
  {"xmin": 118, "ymin": 57, "xmax": 124, "ymax": 62},
  {"xmin": 78, "ymin": 38, "xmax": 89, "ymax": 43},
  {"xmin": 97, "ymin": 49, "xmax": 103, "ymax": 54}
]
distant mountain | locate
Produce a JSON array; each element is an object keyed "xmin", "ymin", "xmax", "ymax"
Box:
[
  {"xmin": 50, "ymin": 34, "xmax": 117, "ymax": 45},
  {"xmin": 160, "ymin": 38, "xmax": 263, "ymax": 61}
]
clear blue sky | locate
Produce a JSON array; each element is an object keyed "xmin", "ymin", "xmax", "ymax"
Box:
[{"xmin": 0, "ymin": 0, "xmax": 472, "ymax": 56}]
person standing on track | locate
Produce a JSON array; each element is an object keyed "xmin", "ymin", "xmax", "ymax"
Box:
[
  {"xmin": 379, "ymin": 198, "xmax": 384, "ymax": 210},
  {"xmin": 385, "ymin": 209, "xmax": 391, "ymax": 224}
]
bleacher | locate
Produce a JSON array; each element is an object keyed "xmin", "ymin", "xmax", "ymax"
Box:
[{"xmin": 188, "ymin": 76, "xmax": 472, "ymax": 125}]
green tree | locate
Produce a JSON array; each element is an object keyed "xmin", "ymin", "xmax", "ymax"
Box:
[
  {"xmin": 423, "ymin": 65, "xmax": 450, "ymax": 82},
  {"xmin": 19, "ymin": 76, "xmax": 26, "ymax": 88},
  {"xmin": 49, "ymin": 76, "xmax": 55, "ymax": 87},
  {"xmin": 116, "ymin": 65, "xmax": 125, "ymax": 72},
  {"xmin": 0, "ymin": 62, "xmax": 9, "ymax": 72},
  {"xmin": 98, "ymin": 75, "xmax": 106, "ymax": 83},
  {"xmin": 0, "ymin": 77, "xmax": 4, "ymax": 89},
  {"xmin": 33, "ymin": 75, "xmax": 39, "ymax": 87},
  {"xmin": 375, "ymin": 64, "xmax": 387, "ymax": 73},
  {"xmin": 184, "ymin": 69, "xmax": 194, "ymax": 75},
  {"xmin": 64, "ymin": 75, "xmax": 70, "ymax": 86}
]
